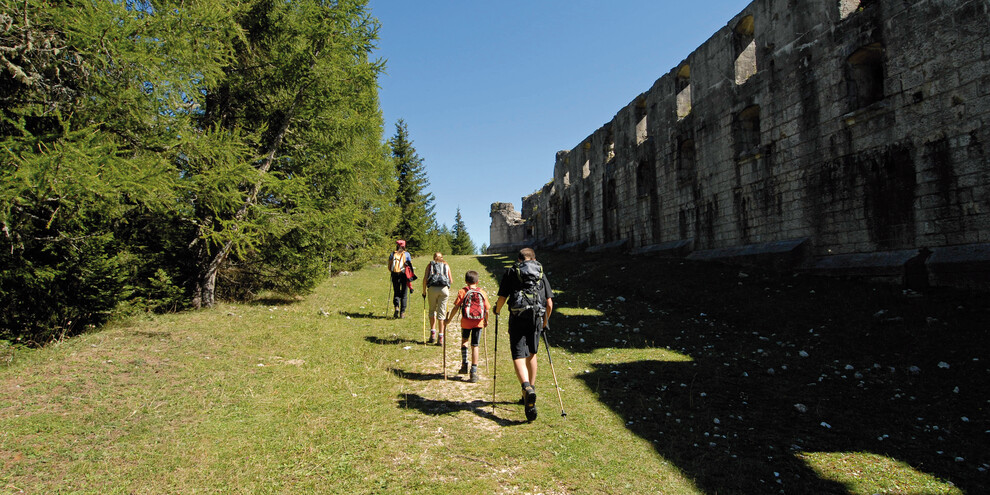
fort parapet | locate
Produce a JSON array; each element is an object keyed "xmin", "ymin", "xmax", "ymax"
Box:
[{"xmin": 490, "ymin": 0, "xmax": 990, "ymax": 289}]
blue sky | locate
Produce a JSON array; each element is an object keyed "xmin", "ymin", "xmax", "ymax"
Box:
[{"xmin": 368, "ymin": 0, "xmax": 753, "ymax": 248}]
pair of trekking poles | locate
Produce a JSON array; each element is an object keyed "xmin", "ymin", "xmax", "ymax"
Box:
[
  {"xmin": 425, "ymin": 297, "xmax": 491, "ymax": 382},
  {"xmin": 491, "ymin": 313, "xmax": 567, "ymax": 418},
  {"xmin": 400, "ymin": 280, "xmax": 566, "ymax": 418}
]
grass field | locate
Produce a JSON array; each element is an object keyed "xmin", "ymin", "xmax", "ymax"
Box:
[{"xmin": 1, "ymin": 252, "xmax": 987, "ymax": 493}]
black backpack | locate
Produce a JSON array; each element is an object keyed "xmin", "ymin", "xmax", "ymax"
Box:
[
  {"xmin": 508, "ymin": 260, "xmax": 545, "ymax": 318},
  {"xmin": 426, "ymin": 261, "xmax": 450, "ymax": 288}
]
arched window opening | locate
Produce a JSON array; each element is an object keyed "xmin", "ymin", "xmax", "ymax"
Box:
[
  {"xmin": 734, "ymin": 15, "xmax": 757, "ymax": 85},
  {"xmin": 676, "ymin": 64, "xmax": 692, "ymax": 119},
  {"xmin": 847, "ymin": 42, "xmax": 885, "ymax": 110},
  {"xmin": 635, "ymin": 98, "xmax": 648, "ymax": 145},
  {"xmin": 735, "ymin": 105, "xmax": 761, "ymax": 158}
]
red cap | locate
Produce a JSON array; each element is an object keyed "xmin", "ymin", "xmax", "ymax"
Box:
[{"xmin": 396, "ymin": 239, "xmax": 406, "ymax": 247}]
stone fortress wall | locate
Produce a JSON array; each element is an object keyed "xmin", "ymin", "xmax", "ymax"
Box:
[{"xmin": 490, "ymin": 0, "xmax": 990, "ymax": 288}]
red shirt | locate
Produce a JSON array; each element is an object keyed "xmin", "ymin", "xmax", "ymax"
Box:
[{"xmin": 451, "ymin": 286, "xmax": 490, "ymax": 329}]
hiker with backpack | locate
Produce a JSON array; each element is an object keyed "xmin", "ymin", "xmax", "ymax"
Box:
[
  {"xmin": 387, "ymin": 240, "xmax": 413, "ymax": 319},
  {"xmin": 445, "ymin": 270, "xmax": 491, "ymax": 383},
  {"xmin": 494, "ymin": 247, "xmax": 553, "ymax": 421},
  {"xmin": 422, "ymin": 252, "xmax": 453, "ymax": 344}
]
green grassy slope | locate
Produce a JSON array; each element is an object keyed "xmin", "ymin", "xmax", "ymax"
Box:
[{"xmin": 1, "ymin": 252, "xmax": 986, "ymax": 494}]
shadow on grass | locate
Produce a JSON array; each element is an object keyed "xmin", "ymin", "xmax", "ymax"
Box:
[
  {"xmin": 247, "ymin": 296, "xmax": 304, "ymax": 306},
  {"xmin": 366, "ymin": 336, "xmax": 422, "ymax": 346},
  {"xmin": 388, "ymin": 367, "xmax": 444, "ymax": 381},
  {"xmin": 535, "ymin": 250, "xmax": 989, "ymax": 494},
  {"xmin": 341, "ymin": 311, "xmax": 388, "ymax": 320},
  {"xmin": 476, "ymin": 253, "xmax": 514, "ymax": 287},
  {"xmin": 398, "ymin": 393, "xmax": 528, "ymax": 426}
]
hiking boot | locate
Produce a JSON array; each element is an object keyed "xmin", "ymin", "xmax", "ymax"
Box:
[
  {"xmin": 399, "ymin": 312, "xmax": 405, "ymax": 319},
  {"xmin": 428, "ymin": 331, "xmax": 436, "ymax": 344},
  {"xmin": 458, "ymin": 363, "xmax": 468, "ymax": 374},
  {"xmin": 469, "ymin": 370, "xmax": 479, "ymax": 383},
  {"xmin": 523, "ymin": 385, "xmax": 537, "ymax": 421},
  {"xmin": 392, "ymin": 310, "xmax": 399, "ymax": 319},
  {"xmin": 436, "ymin": 334, "xmax": 444, "ymax": 346}
]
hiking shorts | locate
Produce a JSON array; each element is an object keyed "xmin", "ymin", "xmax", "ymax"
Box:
[
  {"xmin": 508, "ymin": 315, "xmax": 541, "ymax": 360},
  {"xmin": 427, "ymin": 286, "xmax": 449, "ymax": 318},
  {"xmin": 461, "ymin": 326, "xmax": 483, "ymax": 346}
]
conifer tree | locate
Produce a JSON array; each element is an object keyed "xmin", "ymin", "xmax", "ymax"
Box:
[
  {"xmin": 388, "ymin": 120, "xmax": 436, "ymax": 254},
  {"xmin": 450, "ymin": 208, "xmax": 476, "ymax": 255},
  {"xmin": 0, "ymin": 0, "xmax": 397, "ymax": 338},
  {"xmin": 187, "ymin": 0, "xmax": 394, "ymax": 308}
]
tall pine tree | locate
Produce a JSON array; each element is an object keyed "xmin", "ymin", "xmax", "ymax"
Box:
[
  {"xmin": 450, "ymin": 208, "xmax": 476, "ymax": 255},
  {"xmin": 388, "ymin": 120, "xmax": 436, "ymax": 254}
]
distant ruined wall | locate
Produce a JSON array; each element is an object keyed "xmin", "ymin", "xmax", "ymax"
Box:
[{"xmin": 491, "ymin": 0, "xmax": 990, "ymax": 288}]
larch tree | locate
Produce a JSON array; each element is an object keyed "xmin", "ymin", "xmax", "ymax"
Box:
[
  {"xmin": 188, "ymin": 0, "xmax": 395, "ymax": 308},
  {"xmin": 0, "ymin": 0, "xmax": 397, "ymax": 340}
]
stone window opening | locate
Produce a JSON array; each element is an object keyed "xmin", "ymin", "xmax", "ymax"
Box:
[
  {"xmin": 563, "ymin": 171, "xmax": 570, "ymax": 187},
  {"xmin": 734, "ymin": 15, "xmax": 757, "ymax": 85},
  {"xmin": 734, "ymin": 105, "xmax": 761, "ymax": 158},
  {"xmin": 677, "ymin": 137, "xmax": 696, "ymax": 178},
  {"xmin": 635, "ymin": 98, "xmax": 648, "ymax": 145},
  {"xmin": 636, "ymin": 160, "xmax": 655, "ymax": 197},
  {"xmin": 676, "ymin": 64, "xmax": 692, "ymax": 120},
  {"xmin": 847, "ymin": 42, "xmax": 885, "ymax": 110},
  {"xmin": 839, "ymin": 0, "xmax": 876, "ymax": 19},
  {"xmin": 583, "ymin": 190, "xmax": 592, "ymax": 219},
  {"xmin": 562, "ymin": 199, "xmax": 572, "ymax": 226},
  {"xmin": 604, "ymin": 129, "xmax": 615, "ymax": 162},
  {"xmin": 604, "ymin": 177, "xmax": 617, "ymax": 210}
]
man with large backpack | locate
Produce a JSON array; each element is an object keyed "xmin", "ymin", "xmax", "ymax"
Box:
[
  {"xmin": 494, "ymin": 247, "xmax": 553, "ymax": 421},
  {"xmin": 422, "ymin": 252, "xmax": 452, "ymax": 344}
]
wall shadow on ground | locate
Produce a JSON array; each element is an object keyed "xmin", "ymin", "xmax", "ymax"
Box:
[{"xmin": 482, "ymin": 250, "xmax": 988, "ymax": 493}]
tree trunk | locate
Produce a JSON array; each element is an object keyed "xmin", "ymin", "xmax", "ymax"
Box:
[
  {"xmin": 190, "ymin": 59, "xmax": 314, "ymax": 309},
  {"xmin": 191, "ymin": 109, "xmax": 295, "ymax": 309}
]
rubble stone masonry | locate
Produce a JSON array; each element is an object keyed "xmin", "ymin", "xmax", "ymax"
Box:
[{"xmin": 490, "ymin": 0, "xmax": 990, "ymax": 289}]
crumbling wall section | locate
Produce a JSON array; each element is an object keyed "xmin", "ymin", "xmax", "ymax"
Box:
[{"xmin": 491, "ymin": 0, "xmax": 990, "ymax": 286}]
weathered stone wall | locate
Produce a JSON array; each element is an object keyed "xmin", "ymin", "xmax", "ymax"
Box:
[{"xmin": 491, "ymin": 0, "xmax": 990, "ymax": 287}]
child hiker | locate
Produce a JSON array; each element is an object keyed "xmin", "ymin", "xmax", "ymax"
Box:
[{"xmin": 445, "ymin": 270, "xmax": 490, "ymax": 383}]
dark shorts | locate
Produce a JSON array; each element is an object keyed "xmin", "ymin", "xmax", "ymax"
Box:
[
  {"xmin": 461, "ymin": 327, "xmax": 483, "ymax": 346},
  {"xmin": 508, "ymin": 315, "xmax": 541, "ymax": 360}
]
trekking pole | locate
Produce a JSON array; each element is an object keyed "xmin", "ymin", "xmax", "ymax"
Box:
[
  {"xmin": 492, "ymin": 313, "xmax": 499, "ymax": 414},
  {"xmin": 482, "ymin": 316, "xmax": 490, "ymax": 373},
  {"xmin": 385, "ymin": 277, "xmax": 393, "ymax": 319},
  {"xmin": 541, "ymin": 325, "xmax": 567, "ymax": 417},
  {"xmin": 442, "ymin": 321, "xmax": 448, "ymax": 380}
]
